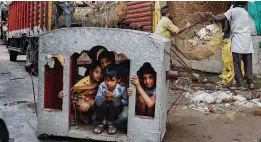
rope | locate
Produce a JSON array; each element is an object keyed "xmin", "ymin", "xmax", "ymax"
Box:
[
  {"xmin": 28, "ymin": 39, "xmax": 38, "ymax": 116},
  {"xmin": 164, "ymin": 49, "xmax": 191, "ymax": 73},
  {"xmin": 170, "ymin": 46, "xmax": 194, "ymax": 74},
  {"xmin": 30, "ymin": 71, "xmax": 37, "ymax": 116},
  {"xmin": 31, "ymin": 49, "xmax": 38, "ymax": 63},
  {"xmin": 167, "ymin": 92, "xmax": 183, "ymax": 115},
  {"xmin": 175, "ymin": 13, "xmax": 220, "ymax": 54}
]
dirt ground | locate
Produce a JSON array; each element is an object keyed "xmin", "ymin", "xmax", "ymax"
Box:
[
  {"xmin": 164, "ymin": 98, "xmax": 261, "ymax": 142},
  {"xmin": 1, "ymin": 45, "xmax": 261, "ymax": 142},
  {"xmin": 163, "ymin": 69, "xmax": 261, "ymax": 142}
]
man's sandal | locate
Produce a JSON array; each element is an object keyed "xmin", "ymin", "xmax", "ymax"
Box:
[
  {"xmin": 94, "ymin": 124, "xmax": 105, "ymax": 134},
  {"xmin": 107, "ymin": 124, "xmax": 117, "ymax": 135}
]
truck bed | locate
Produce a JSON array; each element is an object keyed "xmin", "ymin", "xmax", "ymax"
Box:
[{"xmin": 8, "ymin": 1, "xmax": 52, "ymax": 38}]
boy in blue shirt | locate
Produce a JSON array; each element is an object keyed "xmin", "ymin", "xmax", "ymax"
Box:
[{"xmin": 94, "ymin": 64, "xmax": 132, "ymax": 135}]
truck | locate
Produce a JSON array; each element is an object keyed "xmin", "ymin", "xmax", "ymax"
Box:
[
  {"xmin": 0, "ymin": 2, "xmax": 8, "ymax": 45},
  {"xmin": 6, "ymin": 1, "xmax": 156, "ymax": 74},
  {"xmin": 7, "ymin": 1, "xmax": 54, "ymax": 74}
]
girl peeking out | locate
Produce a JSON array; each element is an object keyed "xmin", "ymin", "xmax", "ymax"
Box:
[
  {"xmin": 58, "ymin": 61, "xmax": 102, "ymax": 125},
  {"xmin": 131, "ymin": 62, "xmax": 156, "ymax": 117}
]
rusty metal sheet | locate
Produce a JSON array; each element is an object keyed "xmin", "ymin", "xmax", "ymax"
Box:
[{"xmin": 124, "ymin": 1, "xmax": 154, "ymax": 32}]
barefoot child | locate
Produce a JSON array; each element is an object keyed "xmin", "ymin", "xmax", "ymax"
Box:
[
  {"xmin": 58, "ymin": 61, "xmax": 102, "ymax": 125},
  {"xmin": 93, "ymin": 64, "xmax": 132, "ymax": 135},
  {"xmin": 131, "ymin": 62, "xmax": 156, "ymax": 117}
]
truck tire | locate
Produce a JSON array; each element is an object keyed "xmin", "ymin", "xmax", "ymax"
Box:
[
  {"xmin": 0, "ymin": 108, "xmax": 9, "ymax": 142},
  {"xmin": 9, "ymin": 51, "xmax": 17, "ymax": 61}
]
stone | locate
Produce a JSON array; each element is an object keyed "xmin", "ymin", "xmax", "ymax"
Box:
[
  {"xmin": 254, "ymin": 109, "xmax": 261, "ymax": 116},
  {"xmin": 236, "ymin": 91, "xmax": 253, "ymax": 100},
  {"xmin": 222, "ymin": 98, "xmax": 235, "ymax": 103}
]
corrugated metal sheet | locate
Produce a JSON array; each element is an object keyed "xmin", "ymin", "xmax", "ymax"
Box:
[
  {"xmin": 8, "ymin": 1, "xmax": 155, "ymax": 33},
  {"xmin": 124, "ymin": 1, "xmax": 154, "ymax": 32}
]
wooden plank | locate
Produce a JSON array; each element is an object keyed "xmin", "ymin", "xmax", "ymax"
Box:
[
  {"xmin": 34, "ymin": 1, "xmax": 39, "ymax": 27},
  {"xmin": 44, "ymin": 1, "xmax": 49, "ymax": 30},
  {"xmin": 40, "ymin": 1, "xmax": 44, "ymax": 29},
  {"xmin": 14, "ymin": 2, "xmax": 16, "ymax": 30},
  {"xmin": 30, "ymin": 2, "xmax": 34, "ymax": 29},
  {"xmin": 18, "ymin": 2, "xmax": 20, "ymax": 30},
  {"xmin": 47, "ymin": 1, "xmax": 53, "ymax": 31},
  {"xmin": 22, "ymin": 2, "xmax": 25, "ymax": 29},
  {"xmin": 27, "ymin": 2, "xmax": 30, "ymax": 28},
  {"xmin": 19, "ymin": 2, "xmax": 21, "ymax": 29},
  {"xmin": 15, "ymin": 2, "xmax": 16, "ymax": 30},
  {"xmin": 16, "ymin": 1, "xmax": 18, "ymax": 30}
]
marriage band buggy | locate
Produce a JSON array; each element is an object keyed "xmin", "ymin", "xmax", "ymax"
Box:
[{"xmin": 37, "ymin": 27, "xmax": 171, "ymax": 142}]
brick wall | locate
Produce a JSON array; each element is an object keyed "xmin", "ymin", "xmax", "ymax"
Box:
[{"xmin": 169, "ymin": 1, "xmax": 231, "ymax": 26}]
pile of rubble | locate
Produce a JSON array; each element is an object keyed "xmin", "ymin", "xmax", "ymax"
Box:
[
  {"xmin": 170, "ymin": 68, "xmax": 261, "ymax": 115},
  {"xmin": 185, "ymin": 90, "xmax": 261, "ymax": 113}
]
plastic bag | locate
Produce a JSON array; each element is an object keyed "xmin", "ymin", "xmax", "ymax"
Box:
[{"xmin": 220, "ymin": 39, "xmax": 245, "ymax": 85}]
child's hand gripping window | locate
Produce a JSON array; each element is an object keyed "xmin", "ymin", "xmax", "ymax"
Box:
[{"xmin": 131, "ymin": 62, "xmax": 157, "ymax": 117}]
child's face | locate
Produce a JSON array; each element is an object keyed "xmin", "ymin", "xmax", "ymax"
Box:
[
  {"xmin": 104, "ymin": 76, "xmax": 119, "ymax": 91},
  {"xmin": 91, "ymin": 66, "xmax": 102, "ymax": 82},
  {"xmin": 100, "ymin": 57, "xmax": 112, "ymax": 69},
  {"xmin": 142, "ymin": 74, "xmax": 156, "ymax": 89}
]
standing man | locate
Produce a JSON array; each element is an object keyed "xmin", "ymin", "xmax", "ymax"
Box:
[
  {"xmin": 154, "ymin": 5, "xmax": 191, "ymax": 39},
  {"xmin": 54, "ymin": 1, "xmax": 73, "ymax": 29},
  {"xmin": 205, "ymin": 1, "xmax": 254, "ymax": 90}
]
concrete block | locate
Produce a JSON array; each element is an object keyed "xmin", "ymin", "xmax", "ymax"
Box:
[{"xmin": 37, "ymin": 27, "xmax": 171, "ymax": 142}]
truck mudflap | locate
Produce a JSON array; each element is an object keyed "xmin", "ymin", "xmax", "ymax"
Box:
[{"xmin": 25, "ymin": 38, "xmax": 38, "ymax": 76}]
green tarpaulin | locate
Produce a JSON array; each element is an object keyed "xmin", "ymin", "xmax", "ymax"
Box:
[{"xmin": 248, "ymin": 1, "xmax": 261, "ymax": 35}]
